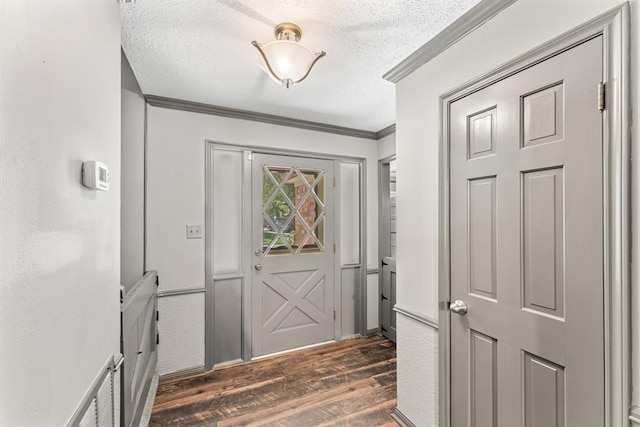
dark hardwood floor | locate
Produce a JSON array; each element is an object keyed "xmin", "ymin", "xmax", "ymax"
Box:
[{"xmin": 150, "ymin": 335, "xmax": 398, "ymax": 426}]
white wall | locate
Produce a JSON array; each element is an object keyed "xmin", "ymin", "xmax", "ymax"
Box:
[
  {"xmin": 0, "ymin": 2, "xmax": 121, "ymax": 425},
  {"xmin": 121, "ymin": 50, "xmax": 146, "ymax": 291},
  {"xmin": 394, "ymin": 0, "xmax": 637, "ymax": 423},
  {"xmin": 377, "ymin": 132, "xmax": 396, "ymax": 161},
  {"xmin": 146, "ymin": 106, "xmax": 379, "ymax": 374}
]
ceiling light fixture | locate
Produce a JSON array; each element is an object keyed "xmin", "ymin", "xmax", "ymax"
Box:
[{"xmin": 252, "ymin": 22, "xmax": 326, "ymax": 89}]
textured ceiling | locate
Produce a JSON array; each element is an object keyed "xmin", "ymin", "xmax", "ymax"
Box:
[{"xmin": 121, "ymin": 0, "xmax": 480, "ymax": 132}]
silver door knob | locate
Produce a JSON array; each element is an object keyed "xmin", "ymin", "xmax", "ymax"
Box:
[
  {"xmin": 254, "ymin": 264, "xmax": 262, "ymax": 271},
  {"xmin": 449, "ymin": 300, "xmax": 467, "ymax": 315}
]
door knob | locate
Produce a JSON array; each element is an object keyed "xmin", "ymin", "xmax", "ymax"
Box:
[
  {"xmin": 449, "ymin": 300, "xmax": 467, "ymax": 315},
  {"xmin": 254, "ymin": 264, "xmax": 262, "ymax": 271}
]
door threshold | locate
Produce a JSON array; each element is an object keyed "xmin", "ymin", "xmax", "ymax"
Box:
[{"xmin": 252, "ymin": 340, "xmax": 336, "ymax": 361}]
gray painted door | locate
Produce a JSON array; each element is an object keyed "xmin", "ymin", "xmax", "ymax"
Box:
[
  {"xmin": 379, "ymin": 159, "xmax": 397, "ymax": 342},
  {"xmin": 381, "ymin": 256, "xmax": 397, "ymax": 341},
  {"xmin": 449, "ymin": 37, "xmax": 603, "ymax": 426},
  {"xmin": 252, "ymin": 153, "xmax": 335, "ymax": 356}
]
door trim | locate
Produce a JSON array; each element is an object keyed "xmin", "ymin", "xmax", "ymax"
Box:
[
  {"xmin": 378, "ymin": 155, "xmax": 395, "ymax": 338},
  {"xmin": 205, "ymin": 142, "xmax": 368, "ymax": 368},
  {"xmin": 438, "ymin": 5, "xmax": 630, "ymax": 427},
  {"xmin": 378, "ymin": 155, "xmax": 396, "ymax": 337}
]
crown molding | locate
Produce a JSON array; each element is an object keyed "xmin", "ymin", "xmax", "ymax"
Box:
[
  {"xmin": 145, "ymin": 94, "xmax": 387, "ymax": 140},
  {"xmin": 375, "ymin": 124, "xmax": 396, "ymax": 140},
  {"xmin": 383, "ymin": 0, "xmax": 518, "ymax": 83}
]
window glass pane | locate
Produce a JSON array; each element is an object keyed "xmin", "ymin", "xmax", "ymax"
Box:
[
  {"xmin": 340, "ymin": 163, "xmax": 360, "ymax": 264},
  {"xmin": 213, "ymin": 149, "xmax": 242, "ymax": 274},
  {"xmin": 263, "ymin": 166, "xmax": 325, "ymax": 255}
]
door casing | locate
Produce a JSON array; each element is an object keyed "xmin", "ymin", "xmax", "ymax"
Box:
[
  {"xmin": 378, "ymin": 155, "xmax": 397, "ymax": 341},
  {"xmin": 204, "ymin": 142, "xmax": 368, "ymax": 368},
  {"xmin": 438, "ymin": 6, "xmax": 630, "ymax": 426}
]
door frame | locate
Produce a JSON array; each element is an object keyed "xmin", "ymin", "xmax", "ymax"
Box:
[
  {"xmin": 378, "ymin": 155, "xmax": 396, "ymax": 339},
  {"xmin": 438, "ymin": 6, "xmax": 630, "ymax": 427},
  {"xmin": 204, "ymin": 141, "xmax": 368, "ymax": 368}
]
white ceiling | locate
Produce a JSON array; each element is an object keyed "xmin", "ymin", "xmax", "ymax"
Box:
[{"xmin": 121, "ymin": 0, "xmax": 480, "ymax": 132}]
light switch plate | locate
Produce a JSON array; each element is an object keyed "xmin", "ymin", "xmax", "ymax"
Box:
[{"xmin": 186, "ymin": 224, "xmax": 203, "ymax": 239}]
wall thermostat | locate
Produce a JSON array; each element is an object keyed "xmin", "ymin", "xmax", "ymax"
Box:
[{"xmin": 82, "ymin": 161, "xmax": 110, "ymax": 191}]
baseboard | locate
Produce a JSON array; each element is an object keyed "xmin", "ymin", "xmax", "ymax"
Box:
[
  {"xmin": 391, "ymin": 407, "xmax": 416, "ymax": 427},
  {"xmin": 159, "ymin": 365, "xmax": 206, "ymax": 381},
  {"xmin": 366, "ymin": 328, "xmax": 379, "ymax": 336}
]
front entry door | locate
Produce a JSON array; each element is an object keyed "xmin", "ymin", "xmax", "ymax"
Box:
[
  {"xmin": 449, "ymin": 37, "xmax": 604, "ymax": 425},
  {"xmin": 252, "ymin": 153, "xmax": 335, "ymax": 356}
]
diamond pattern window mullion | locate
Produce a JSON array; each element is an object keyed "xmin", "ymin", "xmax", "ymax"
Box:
[
  {"xmin": 293, "ymin": 210, "xmax": 325, "ymax": 254},
  {"xmin": 263, "ymin": 167, "xmax": 294, "ymax": 209}
]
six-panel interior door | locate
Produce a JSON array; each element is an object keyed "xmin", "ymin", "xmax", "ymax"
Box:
[
  {"xmin": 449, "ymin": 37, "xmax": 604, "ymax": 426},
  {"xmin": 252, "ymin": 153, "xmax": 335, "ymax": 357}
]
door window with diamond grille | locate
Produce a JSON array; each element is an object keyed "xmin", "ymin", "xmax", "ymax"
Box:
[{"xmin": 262, "ymin": 166, "xmax": 326, "ymax": 255}]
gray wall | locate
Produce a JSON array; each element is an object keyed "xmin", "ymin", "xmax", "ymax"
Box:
[
  {"xmin": 121, "ymin": 50, "xmax": 146, "ymax": 291},
  {"xmin": 0, "ymin": 1, "xmax": 121, "ymax": 424},
  {"xmin": 393, "ymin": 0, "xmax": 638, "ymax": 424}
]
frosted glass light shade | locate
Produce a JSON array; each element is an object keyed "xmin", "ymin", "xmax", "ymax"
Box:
[{"xmin": 252, "ymin": 23, "xmax": 325, "ymax": 89}]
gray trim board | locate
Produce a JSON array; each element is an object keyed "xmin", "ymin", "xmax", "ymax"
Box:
[
  {"xmin": 209, "ymin": 141, "xmax": 366, "ymax": 164},
  {"xmin": 391, "ymin": 408, "xmax": 417, "ymax": 427},
  {"xmin": 157, "ymin": 287, "xmax": 206, "ymax": 298},
  {"xmin": 376, "ymin": 124, "xmax": 396, "ymax": 140},
  {"xmin": 204, "ymin": 142, "xmax": 215, "ymax": 370},
  {"xmin": 143, "ymin": 96, "xmax": 148, "ymax": 273},
  {"xmin": 383, "ymin": 0, "xmax": 518, "ymax": 83},
  {"xmin": 146, "ymin": 94, "xmax": 380, "ymax": 140},
  {"xmin": 358, "ymin": 160, "xmax": 368, "ymax": 337},
  {"xmin": 159, "ymin": 365, "xmax": 206, "ymax": 381},
  {"xmin": 394, "ymin": 305, "xmax": 439, "ymax": 330},
  {"xmin": 213, "ymin": 273, "xmax": 244, "ymax": 280},
  {"xmin": 438, "ymin": 6, "xmax": 630, "ymax": 426}
]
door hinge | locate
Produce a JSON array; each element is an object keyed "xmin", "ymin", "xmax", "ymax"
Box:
[
  {"xmin": 598, "ymin": 82, "xmax": 605, "ymax": 112},
  {"xmin": 381, "ymin": 293, "xmax": 388, "ymax": 301},
  {"xmin": 156, "ymin": 310, "xmax": 159, "ymax": 321},
  {"xmin": 333, "ymin": 176, "xmax": 336, "ymax": 187},
  {"xmin": 333, "ymin": 243, "xmax": 336, "ymax": 254},
  {"xmin": 156, "ymin": 275, "xmax": 159, "ymax": 287},
  {"xmin": 156, "ymin": 333, "xmax": 160, "ymax": 345},
  {"xmin": 333, "ymin": 310, "xmax": 336, "ymax": 321}
]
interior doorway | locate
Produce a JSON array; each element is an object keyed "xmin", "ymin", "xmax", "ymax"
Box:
[
  {"xmin": 205, "ymin": 143, "xmax": 368, "ymax": 368},
  {"xmin": 378, "ymin": 157, "xmax": 397, "ymax": 342}
]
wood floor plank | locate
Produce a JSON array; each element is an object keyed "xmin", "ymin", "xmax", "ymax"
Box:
[{"xmin": 150, "ymin": 336, "xmax": 398, "ymax": 426}]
